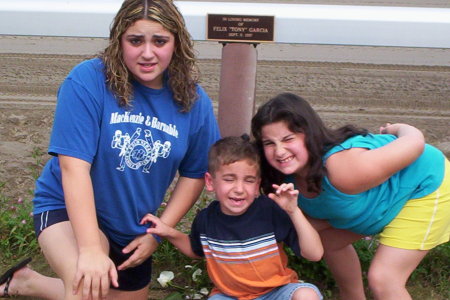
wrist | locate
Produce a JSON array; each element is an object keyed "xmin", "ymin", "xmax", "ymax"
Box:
[
  {"xmin": 287, "ymin": 206, "xmax": 302, "ymax": 217},
  {"xmin": 78, "ymin": 243, "xmax": 104, "ymax": 253}
]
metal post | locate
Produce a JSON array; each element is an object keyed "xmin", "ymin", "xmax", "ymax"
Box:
[{"xmin": 217, "ymin": 42, "xmax": 257, "ymax": 137}]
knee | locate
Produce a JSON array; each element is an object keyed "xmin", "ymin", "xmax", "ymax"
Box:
[
  {"xmin": 292, "ymin": 287, "xmax": 322, "ymax": 300},
  {"xmin": 367, "ymin": 267, "xmax": 380, "ymax": 292},
  {"xmin": 51, "ymin": 263, "xmax": 78, "ymax": 292},
  {"xmin": 367, "ymin": 265, "xmax": 392, "ymax": 296}
]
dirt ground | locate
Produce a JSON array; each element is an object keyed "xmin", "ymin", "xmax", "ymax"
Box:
[{"xmin": 1, "ymin": 40, "xmax": 449, "ymax": 201}]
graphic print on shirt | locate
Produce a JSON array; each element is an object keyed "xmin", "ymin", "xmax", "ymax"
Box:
[
  {"xmin": 110, "ymin": 111, "xmax": 178, "ymax": 172},
  {"xmin": 111, "ymin": 128, "xmax": 171, "ymax": 173}
]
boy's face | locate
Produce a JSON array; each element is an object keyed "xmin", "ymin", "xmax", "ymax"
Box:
[{"xmin": 205, "ymin": 160, "xmax": 261, "ymax": 216}]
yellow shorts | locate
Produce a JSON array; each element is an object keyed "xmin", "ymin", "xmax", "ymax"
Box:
[{"xmin": 379, "ymin": 158, "xmax": 450, "ymax": 250}]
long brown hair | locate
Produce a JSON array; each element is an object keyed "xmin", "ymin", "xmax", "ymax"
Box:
[
  {"xmin": 251, "ymin": 93, "xmax": 368, "ymax": 194},
  {"xmin": 100, "ymin": 0, "xmax": 199, "ymax": 111}
]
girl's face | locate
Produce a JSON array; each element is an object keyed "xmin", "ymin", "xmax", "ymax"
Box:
[
  {"xmin": 121, "ymin": 19, "xmax": 175, "ymax": 89},
  {"xmin": 260, "ymin": 121, "xmax": 309, "ymax": 176}
]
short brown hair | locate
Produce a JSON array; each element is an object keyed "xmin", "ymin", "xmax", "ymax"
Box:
[{"xmin": 208, "ymin": 135, "xmax": 260, "ymax": 177}]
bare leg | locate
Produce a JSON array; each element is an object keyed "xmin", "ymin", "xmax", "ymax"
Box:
[
  {"xmin": 109, "ymin": 285, "xmax": 149, "ymax": 300},
  {"xmin": 292, "ymin": 286, "xmax": 321, "ymax": 300},
  {"xmin": 311, "ymin": 219, "xmax": 366, "ymax": 300},
  {"xmin": 368, "ymin": 245, "xmax": 428, "ymax": 300},
  {"xmin": 40, "ymin": 221, "xmax": 150, "ymax": 300},
  {"xmin": 323, "ymin": 243, "xmax": 365, "ymax": 300},
  {"xmin": 0, "ymin": 221, "xmax": 78, "ymax": 299},
  {"xmin": 0, "ymin": 265, "xmax": 150, "ymax": 300},
  {"xmin": 38, "ymin": 220, "xmax": 113, "ymax": 299},
  {"xmin": 1, "ymin": 221, "xmax": 151, "ymax": 300},
  {"xmin": 0, "ymin": 266, "xmax": 64, "ymax": 299}
]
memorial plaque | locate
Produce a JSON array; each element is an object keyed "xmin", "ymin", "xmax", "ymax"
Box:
[{"xmin": 207, "ymin": 14, "xmax": 274, "ymax": 43}]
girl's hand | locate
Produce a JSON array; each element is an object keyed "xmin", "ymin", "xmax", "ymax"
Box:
[
  {"xmin": 118, "ymin": 213, "xmax": 171, "ymax": 271},
  {"xmin": 73, "ymin": 249, "xmax": 118, "ymax": 300},
  {"xmin": 268, "ymin": 183, "xmax": 299, "ymax": 215},
  {"xmin": 379, "ymin": 123, "xmax": 424, "ymax": 138},
  {"xmin": 118, "ymin": 233, "xmax": 159, "ymax": 271},
  {"xmin": 379, "ymin": 122, "xmax": 392, "ymax": 134}
]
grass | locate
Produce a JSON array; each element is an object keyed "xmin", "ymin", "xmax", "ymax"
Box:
[
  {"xmin": 0, "ymin": 184, "xmax": 37, "ymax": 265},
  {"xmin": 0, "ymin": 147, "xmax": 449, "ymax": 299},
  {"xmin": 149, "ymin": 209, "xmax": 450, "ymax": 300}
]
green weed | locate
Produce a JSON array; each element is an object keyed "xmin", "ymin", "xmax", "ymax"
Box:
[
  {"xmin": 29, "ymin": 147, "xmax": 46, "ymax": 183},
  {"xmin": 0, "ymin": 150, "xmax": 448, "ymax": 300},
  {"xmin": 0, "ymin": 147, "xmax": 45, "ymax": 265},
  {"xmin": 152, "ymin": 192, "xmax": 449, "ymax": 299},
  {"xmin": 152, "ymin": 191, "xmax": 213, "ymax": 299},
  {"xmin": 0, "ymin": 184, "xmax": 39, "ymax": 264}
]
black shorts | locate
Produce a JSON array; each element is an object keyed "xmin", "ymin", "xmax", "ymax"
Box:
[{"xmin": 34, "ymin": 209, "xmax": 152, "ymax": 291}]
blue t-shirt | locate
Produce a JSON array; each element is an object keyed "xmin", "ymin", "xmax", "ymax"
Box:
[
  {"xmin": 294, "ymin": 134, "xmax": 445, "ymax": 235},
  {"xmin": 33, "ymin": 58, "xmax": 220, "ymax": 246}
]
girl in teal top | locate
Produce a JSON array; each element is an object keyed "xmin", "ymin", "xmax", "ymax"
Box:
[
  {"xmin": 251, "ymin": 93, "xmax": 449, "ymax": 300},
  {"xmin": 294, "ymin": 134, "xmax": 444, "ymax": 236}
]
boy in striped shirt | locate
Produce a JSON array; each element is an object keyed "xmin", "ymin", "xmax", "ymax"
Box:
[{"xmin": 142, "ymin": 135, "xmax": 323, "ymax": 300}]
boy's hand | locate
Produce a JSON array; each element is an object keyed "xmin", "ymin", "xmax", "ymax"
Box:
[
  {"xmin": 140, "ymin": 213, "xmax": 171, "ymax": 238},
  {"xmin": 268, "ymin": 183, "xmax": 299, "ymax": 214},
  {"xmin": 142, "ymin": 213, "xmax": 200, "ymax": 259}
]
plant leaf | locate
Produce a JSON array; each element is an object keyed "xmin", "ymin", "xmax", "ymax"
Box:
[{"xmin": 163, "ymin": 291, "xmax": 184, "ymax": 300}]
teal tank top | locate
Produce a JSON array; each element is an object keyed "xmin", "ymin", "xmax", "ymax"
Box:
[{"xmin": 292, "ymin": 134, "xmax": 445, "ymax": 235}]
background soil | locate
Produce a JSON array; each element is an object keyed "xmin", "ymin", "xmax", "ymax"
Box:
[
  {"xmin": 1, "ymin": 41, "xmax": 449, "ymax": 201},
  {"xmin": 1, "ymin": 1, "xmax": 449, "ymax": 201}
]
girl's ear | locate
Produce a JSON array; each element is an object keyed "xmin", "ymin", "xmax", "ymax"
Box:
[{"xmin": 204, "ymin": 172, "xmax": 215, "ymax": 192}]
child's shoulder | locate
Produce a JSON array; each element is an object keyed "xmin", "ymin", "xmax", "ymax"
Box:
[
  {"xmin": 250, "ymin": 195, "xmax": 284, "ymax": 214},
  {"xmin": 196, "ymin": 200, "xmax": 220, "ymax": 216},
  {"xmin": 256, "ymin": 195, "xmax": 291, "ymax": 218},
  {"xmin": 255, "ymin": 195, "xmax": 272, "ymax": 205},
  {"xmin": 191, "ymin": 200, "xmax": 220, "ymax": 230}
]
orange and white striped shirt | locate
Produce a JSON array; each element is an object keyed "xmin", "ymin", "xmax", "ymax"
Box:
[{"xmin": 190, "ymin": 196, "xmax": 301, "ymax": 299}]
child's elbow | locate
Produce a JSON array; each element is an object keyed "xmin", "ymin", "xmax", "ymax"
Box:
[
  {"xmin": 302, "ymin": 249, "xmax": 324, "ymax": 262},
  {"xmin": 308, "ymin": 253, "xmax": 324, "ymax": 262},
  {"xmin": 417, "ymin": 139, "xmax": 426, "ymax": 155},
  {"xmin": 409, "ymin": 131, "xmax": 426, "ymax": 155}
]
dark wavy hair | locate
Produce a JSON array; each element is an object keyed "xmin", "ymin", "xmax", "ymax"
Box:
[
  {"xmin": 251, "ymin": 93, "xmax": 368, "ymax": 194},
  {"xmin": 100, "ymin": 0, "xmax": 199, "ymax": 111}
]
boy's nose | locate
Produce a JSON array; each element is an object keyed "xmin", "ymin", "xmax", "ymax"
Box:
[{"xmin": 233, "ymin": 181, "xmax": 244, "ymax": 193}]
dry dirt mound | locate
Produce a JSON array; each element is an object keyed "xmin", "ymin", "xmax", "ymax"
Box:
[{"xmin": 1, "ymin": 51, "xmax": 449, "ymax": 200}]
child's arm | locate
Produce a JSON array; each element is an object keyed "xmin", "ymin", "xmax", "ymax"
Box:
[
  {"xmin": 269, "ymin": 183, "xmax": 324, "ymax": 261},
  {"xmin": 327, "ymin": 123, "xmax": 425, "ymax": 194},
  {"xmin": 140, "ymin": 214, "xmax": 202, "ymax": 259}
]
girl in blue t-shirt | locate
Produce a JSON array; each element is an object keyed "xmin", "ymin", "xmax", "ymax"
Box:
[
  {"xmin": 0, "ymin": 1, "xmax": 219, "ymax": 299},
  {"xmin": 251, "ymin": 92, "xmax": 449, "ymax": 300}
]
